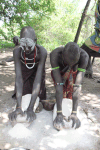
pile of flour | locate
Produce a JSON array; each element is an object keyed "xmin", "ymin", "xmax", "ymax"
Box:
[
  {"xmin": 8, "ymin": 123, "xmax": 32, "ymax": 139},
  {"xmin": 8, "ymin": 94, "xmax": 39, "ymax": 139}
]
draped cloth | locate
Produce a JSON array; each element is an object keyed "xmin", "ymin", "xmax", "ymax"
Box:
[
  {"xmin": 21, "ymin": 55, "xmax": 46, "ymax": 100},
  {"xmin": 51, "ymin": 68, "xmax": 77, "ymax": 100},
  {"xmin": 84, "ymin": 1, "xmax": 100, "ymax": 53},
  {"xmin": 61, "ymin": 69, "xmax": 77, "ymax": 99}
]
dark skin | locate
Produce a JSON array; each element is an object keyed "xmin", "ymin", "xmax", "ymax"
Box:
[
  {"xmin": 8, "ymin": 26, "xmax": 47, "ymax": 122},
  {"xmin": 13, "ymin": 36, "xmax": 20, "ymax": 46},
  {"xmin": 50, "ymin": 42, "xmax": 89, "ymax": 131}
]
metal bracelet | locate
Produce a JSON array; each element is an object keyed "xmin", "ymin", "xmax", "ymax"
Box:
[
  {"xmin": 57, "ymin": 110, "xmax": 62, "ymax": 113},
  {"xmin": 73, "ymin": 84, "xmax": 81, "ymax": 87},
  {"xmin": 72, "ymin": 111, "xmax": 77, "ymax": 114},
  {"xmin": 55, "ymin": 83, "xmax": 64, "ymax": 86}
]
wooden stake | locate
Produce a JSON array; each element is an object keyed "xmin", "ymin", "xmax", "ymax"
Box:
[{"xmin": 74, "ymin": 0, "xmax": 91, "ymax": 43}]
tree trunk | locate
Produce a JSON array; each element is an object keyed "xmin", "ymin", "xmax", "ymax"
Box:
[{"xmin": 74, "ymin": 0, "xmax": 91, "ymax": 43}]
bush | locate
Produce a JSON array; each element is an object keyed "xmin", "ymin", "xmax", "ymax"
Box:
[{"xmin": 0, "ymin": 40, "xmax": 14, "ymax": 49}]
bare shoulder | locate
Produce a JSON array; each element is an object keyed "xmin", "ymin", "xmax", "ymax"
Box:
[
  {"xmin": 78, "ymin": 48, "xmax": 89, "ymax": 68},
  {"xmin": 13, "ymin": 46, "xmax": 21, "ymax": 59},
  {"xmin": 14, "ymin": 45, "xmax": 20, "ymax": 49},
  {"xmin": 80, "ymin": 48, "xmax": 89, "ymax": 60},
  {"xmin": 50, "ymin": 46, "xmax": 64, "ymax": 57},
  {"xmin": 50, "ymin": 46, "xmax": 64, "ymax": 66},
  {"xmin": 37, "ymin": 44, "xmax": 47, "ymax": 56},
  {"xmin": 13, "ymin": 46, "xmax": 20, "ymax": 53},
  {"xmin": 50, "ymin": 46, "xmax": 64, "ymax": 54}
]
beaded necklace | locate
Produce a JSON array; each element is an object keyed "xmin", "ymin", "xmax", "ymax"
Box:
[{"xmin": 21, "ymin": 46, "xmax": 37, "ymax": 69}]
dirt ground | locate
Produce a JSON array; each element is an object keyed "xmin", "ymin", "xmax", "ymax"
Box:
[{"xmin": 0, "ymin": 48, "xmax": 100, "ymax": 149}]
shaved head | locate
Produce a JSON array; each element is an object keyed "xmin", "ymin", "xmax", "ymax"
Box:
[
  {"xmin": 62, "ymin": 42, "xmax": 80, "ymax": 67},
  {"xmin": 13, "ymin": 36, "xmax": 20, "ymax": 46}
]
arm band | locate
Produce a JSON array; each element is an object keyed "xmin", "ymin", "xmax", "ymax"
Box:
[
  {"xmin": 16, "ymin": 107, "xmax": 21, "ymax": 109},
  {"xmin": 72, "ymin": 111, "xmax": 77, "ymax": 114},
  {"xmin": 52, "ymin": 66, "xmax": 59, "ymax": 70},
  {"xmin": 57, "ymin": 110, "xmax": 62, "ymax": 113},
  {"xmin": 73, "ymin": 84, "xmax": 81, "ymax": 87},
  {"xmin": 55, "ymin": 83, "xmax": 64, "ymax": 86},
  {"xmin": 77, "ymin": 68, "xmax": 86, "ymax": 72}
]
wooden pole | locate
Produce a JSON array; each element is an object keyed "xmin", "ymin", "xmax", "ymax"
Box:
[{"xmin": 74, "ymin": 0, "xmax": 91, "ymax": 43}]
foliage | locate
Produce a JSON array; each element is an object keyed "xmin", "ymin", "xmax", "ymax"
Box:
[
  {"xmin": 0, "ymin": 0, "xmax": 55, "ymax": 44},
  {"xmin": 0, "ymin": 40, "xmax": 14, "ymax": 49},
  {"xmin": 0, "ymin": 0, "xmax": 97, "ymax": 50}
]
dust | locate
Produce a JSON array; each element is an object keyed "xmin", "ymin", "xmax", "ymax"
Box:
[
  {"xmin": 8, "ymin": 123, "xmax": 32, "ymax": 139},
  {"xmin": 0, "ymin": 49, "xmax": 100, "ymax": 149}
]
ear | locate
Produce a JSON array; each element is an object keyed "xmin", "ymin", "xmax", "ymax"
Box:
[
  {"xmin": 13, "ymin": 37, "xmax": 15, "ymax": 44},
  {"xmin": 35, "ymin": 38, "xmax": 37, "ymax": 42},
  {"xmin": 16, "ymin": 38, "xmax": 18, "ymax": 44},
  {"xmin": 17, "ymin": 37, "xmax": 20, "ymax": 45},
  {"xmin": 35, "ymin": 38, "xmax": 37, "ymax": 44},
  {"xmin": 13, "ymin": 37, "xmax": 17, "ymax": 44},
  {"xmin": 16, "ymin": 37, "xmax": 20, "ymax": 45}
]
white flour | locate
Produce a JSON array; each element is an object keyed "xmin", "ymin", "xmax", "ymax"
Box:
[
  {"xmin": 8, "ymin": 95, "xmax": 40, "ymax": 139},
  {"xmin": 16, "ymin": 95, "xmax": 39, "ymax": 123},
  {"xmin": 8, "ymin": 123, "xmax": 32, "ymax": 139}
]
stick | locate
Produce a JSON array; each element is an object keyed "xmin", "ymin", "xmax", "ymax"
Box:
[{"xmin": 74, "ymin": 0, "xmax": 91, "ymax": 43}]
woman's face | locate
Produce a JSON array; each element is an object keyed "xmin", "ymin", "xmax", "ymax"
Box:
[
  {"xmin": 62, "ymin": 42, "xmax": 80, "ymax": 67},
  {"xmin": 63, "ymin": 54, "xmax": 79, "ymax": 67},
  {"xmin": 62, "ymin": 50, "xmax": 80, "ymax": 67},
  {"xmin": 23, "ymin": 45, "xmax": 32, "ymax": 54},
  {"xmin": 20, "ymin": 38, "xmax": 35, "ymax": 54}
]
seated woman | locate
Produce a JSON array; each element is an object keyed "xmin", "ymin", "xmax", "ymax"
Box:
[
  {"xmin": 50, "ymin": 42, "xmax": 89, "ymax": 131},
  {"xmin": 8, "ymin": 26, "xmax": 47, "ymax": 122}
]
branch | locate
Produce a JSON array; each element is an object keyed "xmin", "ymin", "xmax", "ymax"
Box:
[
  {"xmin": 0, "ymin": 29, "xmax": 8, "ymax": 40},
  {"xmin": 19, "ymin": 13, "xmax": 31, "ymax": 26},
  {"xmin": 74, "ymin": 0, "xmax": 91, "ymax": 43}
]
